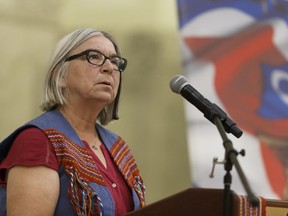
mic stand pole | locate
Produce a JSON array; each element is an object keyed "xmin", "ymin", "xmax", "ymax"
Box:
[{"xmin": 213, "ymin": 116, "xmax": 259, "ymax": 216}]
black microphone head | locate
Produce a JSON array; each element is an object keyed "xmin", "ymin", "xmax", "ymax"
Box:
[{"xmin": 170, "ymin": 75, "xmax": 189, "ymax": 94}]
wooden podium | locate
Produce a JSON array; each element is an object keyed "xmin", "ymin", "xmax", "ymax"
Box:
[{"xmin": 126, "ymin": 188, "xmax": 288, "ymax": 216}]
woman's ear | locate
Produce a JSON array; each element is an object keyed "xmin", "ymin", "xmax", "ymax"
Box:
[{"xmin": 59, "ymin": 75, "xmax": 67, "ymax": 88}]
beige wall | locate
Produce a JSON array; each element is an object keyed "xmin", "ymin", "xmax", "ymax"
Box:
[{"xmin": 0, "ymin": 0, "xmax": 191, "ymax": 204}]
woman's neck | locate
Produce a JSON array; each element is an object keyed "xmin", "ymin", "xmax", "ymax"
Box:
[{"xmin": 58, "ymin": 105, "xmax": 99, "ymax": 135}]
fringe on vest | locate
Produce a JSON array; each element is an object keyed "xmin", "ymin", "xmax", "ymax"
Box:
[{"xmin": 45, "ymin": 129, "xmax": 105, "ymax": 216}]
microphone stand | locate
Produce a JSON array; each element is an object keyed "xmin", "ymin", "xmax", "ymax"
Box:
[{"xmin": 213, "ymin": 115, "xmax": 259, "ymax": 216}]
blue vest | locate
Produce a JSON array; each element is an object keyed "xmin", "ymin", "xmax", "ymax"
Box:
[{"xmin": 0, "ymin": 110, "xmax": 145, "ymax": 216}]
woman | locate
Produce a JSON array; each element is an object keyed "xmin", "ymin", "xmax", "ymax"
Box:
[{"xmin": 0, "ymin": 28, "xmax": 145, "ymax": 216}]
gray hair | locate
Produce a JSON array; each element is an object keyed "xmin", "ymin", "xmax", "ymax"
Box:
[{"xmin": 41, "ymin": 28, "xmax": 123, "ymax": 125}]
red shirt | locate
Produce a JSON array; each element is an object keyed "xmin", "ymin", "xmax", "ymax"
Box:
[
  {"xmin": 0, "ymin": 127, "xmax": 134, "ymax": 215},
  {"xmin": 83, "ymin": 141, "xmax": 134, "ymax": 216},
  {"xmin": 0, "ymin": 127, "xmax": 58, "ymax": 185}
]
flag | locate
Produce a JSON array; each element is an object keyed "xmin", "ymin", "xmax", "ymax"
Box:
[{"xmin": 177, "ymin": 0, "xmax": 288, "ymax": 199}]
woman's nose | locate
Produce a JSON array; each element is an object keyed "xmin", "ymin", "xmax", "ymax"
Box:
[{"xmin": 101, "ymin": 58, "xmax": 115, "ymax": 73}]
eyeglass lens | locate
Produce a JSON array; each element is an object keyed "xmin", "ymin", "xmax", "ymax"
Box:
[{"xmin": 87, "ymin": 50, "xmax": 125, "ymax": 70}]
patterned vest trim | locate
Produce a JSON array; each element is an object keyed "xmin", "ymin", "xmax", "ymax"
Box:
[{"xmin": 0, "ymin": 110, "xmax": 145, "ymax": 216}]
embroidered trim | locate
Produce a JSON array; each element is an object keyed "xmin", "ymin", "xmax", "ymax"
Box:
[
  {"xmin": 110, "ymin": 137, "xmax": 146, "ymax": 207},
  {"xmin": 44, "ymin": 129, "xmax": 105, "ymax": 185},
  {"xmin": 44, "ymin": 129, "xmax": 104, "ymax": 216}
]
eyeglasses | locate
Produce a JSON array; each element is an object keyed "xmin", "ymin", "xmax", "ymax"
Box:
[{"xmin": 65, "ymin": 49, "xmax": 127, "ymax": 72}]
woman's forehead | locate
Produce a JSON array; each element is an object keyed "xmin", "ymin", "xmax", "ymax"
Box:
[{"xmin": 74, "ymin": 35, "xmax": 116, "ymax": 54}]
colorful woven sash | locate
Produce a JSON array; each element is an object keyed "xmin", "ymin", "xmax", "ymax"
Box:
[{"xmin": 237, "ymin": 195, "xmax": 266, "ymax": 216}]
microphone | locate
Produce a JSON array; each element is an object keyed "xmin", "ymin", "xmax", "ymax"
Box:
[{"xmin": 170, "ymin": 75, "xmax": 243, "ymax": 138}]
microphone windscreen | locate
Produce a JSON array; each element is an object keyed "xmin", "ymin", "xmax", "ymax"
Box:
[{"xmin": 170, "ymin": 75, "xmax": 188, "ymax": 94}]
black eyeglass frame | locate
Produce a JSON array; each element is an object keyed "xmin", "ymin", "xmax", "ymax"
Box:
[{"xmin": 65, "ymin": 49, "xmax": 127, "ymax": 72}]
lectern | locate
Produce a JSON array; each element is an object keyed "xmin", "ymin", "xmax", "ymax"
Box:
[{"xmin": 126, "ymin": 188, "xmax": 288, "ymax": 216}]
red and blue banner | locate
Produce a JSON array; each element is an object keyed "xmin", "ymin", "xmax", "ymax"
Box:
[{"xmin": 177, "ymin": 0, "xmax": 288, "ymax": 199}]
